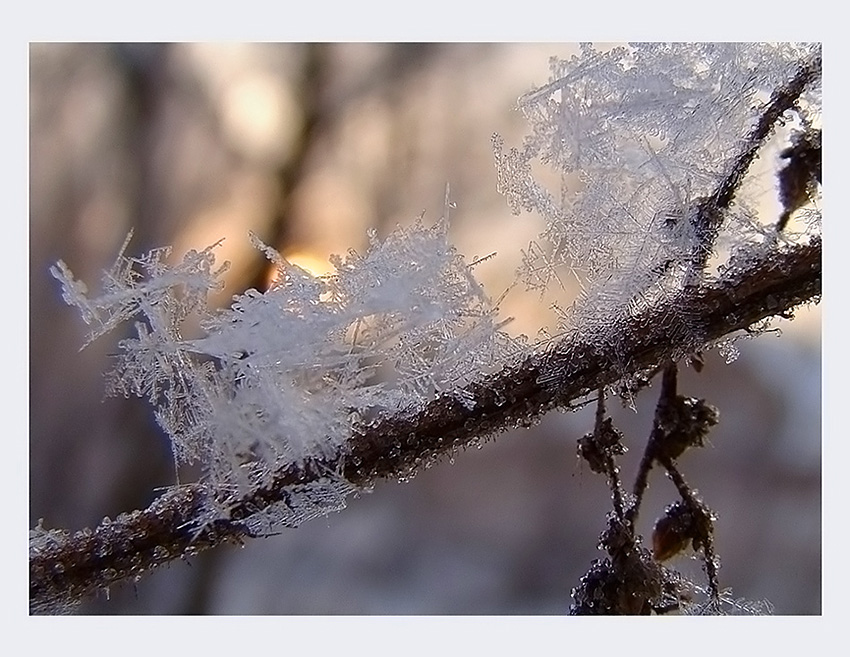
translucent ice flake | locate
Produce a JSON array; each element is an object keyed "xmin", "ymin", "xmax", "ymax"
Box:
[
  {"xmin": 29, "ymin": 519, "xmax": 69, "ymax": 553},
  {"xmin": 241, "ymin": 477, "xmax": 357, "ymax": 535},
  {"xmin": 50, "ymin": 231, "xmax": 228, "ymax": 349},
  {"xmin": 680, "ymin": 583, "xmax": 774, "ymax": 616}
]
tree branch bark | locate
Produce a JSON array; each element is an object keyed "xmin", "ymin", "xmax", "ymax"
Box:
[{"xmin": 30, "ymin": 234, "xmax": 821, "ymax": 613}]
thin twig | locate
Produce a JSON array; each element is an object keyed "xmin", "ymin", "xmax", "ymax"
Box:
[
  {"xmin": 688, "ymin": 51, "xmax": 821, "ymax": 272},
  {"xmin": 657, "ymin": 457, "xmax": 721, "ymax": 602}
]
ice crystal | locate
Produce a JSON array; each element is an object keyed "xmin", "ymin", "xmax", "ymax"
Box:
[
  {"xmin": 52, "ymin": 220, "xmax": 511, "ymax": 493},
  {"xmin": 494, "ymin": 43, "xmax": 821, "ymax": 337},
  {"xmin": 679, "ymin": 584, "xmax": 775, "ymax": 616},
  {"xmin": 241, "ymin": 477, "xmax": 359, "ymax": 535}
]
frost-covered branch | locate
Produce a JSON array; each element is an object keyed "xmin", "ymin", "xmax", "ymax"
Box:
[
  {"xmin": 32, "ymin": 42, "xmax": 821, "ymax": 613},
  {"xmin": 687, "ymin": 52, "xmax": 821, "ymax": 272},
  {"xmin": 30, "ymin": 232, "xmax": 820, "ymax": 613}
]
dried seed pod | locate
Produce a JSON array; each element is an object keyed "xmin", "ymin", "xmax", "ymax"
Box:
[
  {"xmin": 577, "ymin": 417, "xmax": 626, "ymax": 475},
  {"xmin": 777, "ymin": 128, "xmax": 821, "ymax": 231},
  {"xmin": 654, "ymin": 396, "xmax": 719, "ymax": 462},
  {"xmin": 652, "ymin": 501, "xmax": 714, "ymax": 562}
]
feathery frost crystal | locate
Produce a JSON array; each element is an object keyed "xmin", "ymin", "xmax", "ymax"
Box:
[
  {"xmin": 493, "ymin": 42, "xmax": 820, "ymax": 334},
  {"xmin": 51, "ymin": 220, "xmax": 511, "ymax": 495}
]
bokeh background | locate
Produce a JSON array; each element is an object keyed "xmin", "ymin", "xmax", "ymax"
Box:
[{"xmin": 29, "ymin": 43, "xmax": 821, "ymax": 614}]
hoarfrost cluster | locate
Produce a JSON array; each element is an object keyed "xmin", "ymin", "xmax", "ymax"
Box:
[
  {"xmin": 50, "ymin": 43, "xmax": 821, "ymax": 532},
  {"xmin": 493, "ymin": 42, "xmax": 821, "ymax": 335},
  {"xmin": 51, "ymin": 220, "xmax": 513, "ymax": 496}
]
